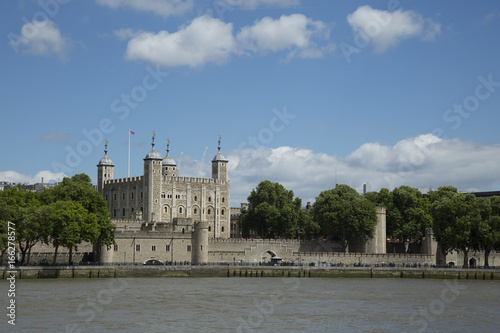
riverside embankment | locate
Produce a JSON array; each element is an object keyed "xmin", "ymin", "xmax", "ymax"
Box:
[{"xmin": 3, "ymin": 265, "xmax": 500, "ymax": 280}]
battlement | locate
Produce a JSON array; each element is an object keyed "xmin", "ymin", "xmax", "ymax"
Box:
[
  {"xmin": 105, "ymin": 176, "xmax": 143, "ymax": 185},
  {"xmin": 162, "ymin": 176, "xmax": 228, "ymax": 185}
]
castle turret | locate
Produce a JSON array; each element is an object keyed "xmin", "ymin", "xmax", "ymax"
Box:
[
  {"xmin": 97, "ymin": 139, "xmax": 114, "ymax": 195},
  {"xmin": 192, "ymin": 222, "xmax": 209, "ymax": 264},
  {"xmin": 211, "ymin": 135, "xmax": 228, "ymax": 181},
  {"xmin": 162, "ymin": 139, "xmax": 177, "ymax": 177},
  {"xmin": 144, "ymin": 132, "xmax": 162, "ymax": 223}
]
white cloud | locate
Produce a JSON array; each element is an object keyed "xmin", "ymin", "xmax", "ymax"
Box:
[
  {"xmin": 0, "ymin": 170, "xmax": 66, "ymax": 185},
  {"xmin": 96, "ymin": 0, "xmax": 193, "ymax": 18},
  {"xmin": 237, "ymin": 14, "xmax": 330, "ymax": 58},
  {"xmin": 15, "ymin": 19, "xmax": 72, "ymax": 59},
  {"xmin": 222, "ymin": 0, "xmax": 300, "ymax": 9},
  {"xmin": 347, "ymin": 5, "xmax": 441, "ymax": 53},
  {"xmin": 114, "ymin": 28, "xmax": 145, "ymax": 41},
  {"xmin": 481, "ymin": 11, "xmax": 500, "ymax": 25},
  {"xmin": 125, "ymin": 15, "xmax": 236, "ymax": 67},
  {"xmin": 177, "ymin": 134, "xmax": 500, "ymax": 206}
]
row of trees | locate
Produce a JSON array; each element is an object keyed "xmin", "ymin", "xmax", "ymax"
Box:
[
  {"xmin": 0, "ymin": 174, "xmax": 115, "ymax": 265},
  {"xmin": 239, "ymin": 181, "xmax": 500, "ymax": 267}
]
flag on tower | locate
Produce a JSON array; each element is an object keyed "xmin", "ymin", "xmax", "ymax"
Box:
[{"xmin": 129, "ymin": 130, "xmax": 135, "ymax": 134}]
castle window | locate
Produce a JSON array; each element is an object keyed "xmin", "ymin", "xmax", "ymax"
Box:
[
  {"xmin": 131, "ymin": 192, "xmax": 134, "ymax": 200},
  {"xmin": 194, "ymin": 196, "xmax": 197, "ymax": 201},
  {"xmin": 161, "ymin": 193, "xmax": 166, "ymax": 199},
  {"xmin": 179, "ymin": 207, "xmax": 183, "ymax": 214},
  {"xmin": 122, "ymin": 208, "xmax": 125, "ymax": 217},
  {"xmin": 208, "ymin": 196, "xmax": 212, "ymax": 202},
  {"xmin": 122, "ymin": 192, "xmax": 125, "ymax": 200},
  {"xmin": 168, "ymin": 194, "xmax": 172, "ymax": 199},
  {"xmin": 164, "ymin": 206, "xmax": 168, "ymax": 213},
  {"xmin": 140, "ymin": 206, "xmax": 143, "ymax": 212},
  {"xmin": 221, "ymin": 227, "xmax": 224, "ymax": 232},
  {"xmin": 166, "ymin": 245, "xmax": 170, "ymax": 251},
  {"xmin": 131, "ymin": 207, "xmax": 134, "ymax": 213},
  {"xmin": 152, "ymin": 245, "xmax": 156, "ymax": 251},
  {"xmin": 208, "ymin": 209, "xmax": 211, "ymax": 215},
  {"xmin": 155, "ymin": 199, "xmax": 158, "ymax": 204},
  {"xmin": 221, "ymin": 209, "xmax": 225, "ymax": 216},
  {"xmin": 114, "ymin": 193, "xmax": 116, "ymax": 201},
  {"xmin": 182, "ymin": 228, "xmax": 185, "ymax": 234},
  {"xmin": 136, "ymin": 244, "xmax": 140, "ymax": 251},
  {"xmin": 208, "ymin": 226, "xmax": 211, "ymax": 232},
  {"xmin": 114, "ymin": 244, "xmax": 118, "ymax": 251},
  {"xmin": 194, "ymin": 208, "xmax": 197, "ymax": 214},
  {"xmin": 222, "ymin": 197, "xmax": 225, "ymax": 203},
  {"xmin": 187, "ymin": 245, "xmax": 191, "ymax": 252},
  {"xmin": 113, "ymin": 209, "xmax": 116, "ymax": 217},
  {"xmin": 175, "ymin": 194, "xmax": 180, "ymax": 199}
]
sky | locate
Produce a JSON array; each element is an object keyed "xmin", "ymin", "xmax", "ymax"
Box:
[{"xmin": 1, "ymin": 0, "xmax": 500, "ymax": 206}]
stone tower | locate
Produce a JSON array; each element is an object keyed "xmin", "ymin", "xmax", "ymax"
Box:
[
  {"xmin": 162, "ymin": 139, "xmax": 177, "ymax": 177},
  {"xmin": 211, "ymin": 135, "xmax": 228, "ymax": 181},
  {"xmin": 366, "ymin": 206, "xmax": 387, "ymax": 254},
  {"xmin": 192, "ymin": 222, "xmax": 209, "ymax": 264},
  {"xmin": 143, "ymin": 132, "xmax": 163, "ymax": 223},
  {"xmin": 97, "ymin": 139, "xmax": 114, "ymax": 195}
]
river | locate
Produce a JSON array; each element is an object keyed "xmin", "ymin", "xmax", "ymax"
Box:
[{"xmin": 1, "ymin": 277, "xmax": 499, "ymax": 332}]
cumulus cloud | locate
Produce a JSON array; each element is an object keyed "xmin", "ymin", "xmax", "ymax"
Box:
[
  {"xmin": 13, "ymin": 19, "xmax": 72, "ymax": 59},
  {"xmin": 40, "ymin": 132, "xmax": 70, "ymax": 143},
  {"xmin": 96, "ymin": 0, "xmax": 193, "ymax": 18},
  {"xmin": 347, "ymin": 5, "xmax": 441, "ymax": 53},
  {"xmin": 0, "ymin": 170, "xmax": 66, "ymax": 185},
  {"xmin": 125, "ymin": 15, "xmax": 236, "ymax": 67},
  {"xmin": 237, "ymin": 13, "xmax": 331, "ymax": 59},
  {"xmin": 178, "ymin": 134, "xmax": 500, "ymax": 206},
  {"xmin": 122, "ymin": 13, "xmax": 333, "ymax": 67}
]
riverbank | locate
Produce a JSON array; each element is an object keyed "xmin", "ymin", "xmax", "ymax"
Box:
[{"xmin": 2, "ymin": 266, "xmax": 500, "ymax": 280}]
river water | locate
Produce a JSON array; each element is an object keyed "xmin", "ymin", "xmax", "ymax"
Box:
[{"xmin": 1, "ymin": 277, "xmax": 499, "ymax": 332}]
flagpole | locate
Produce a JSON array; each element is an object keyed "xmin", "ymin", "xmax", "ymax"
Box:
[{"xmin": 128, "ymin": 128, "xmax": 131, "ymax": 177}]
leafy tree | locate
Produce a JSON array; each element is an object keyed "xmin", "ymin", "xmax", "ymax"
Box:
[
  {"xmin": 239, "ymin": 180, "xmax": 302, "ymax": 238},
  {"xmin": 477, "ymin": 196, "xmax": 500, "ymax": 267},
  {"xmin": 42, "ymin": 173, "xmax": 115, "ymax": 253},
  {"xmin": 0, "ymin": 185, "xmax": 45, "ymax": 265},
  {"xmin": 313, "ymin": 185, "xmax": 377, "ymax": 251},
  {"xmin": 390, "ymin": 186, "xmax": 432, "ymax": 252},
  {"xmin": 297, "ymin": 209, "xmax": 320, "ymax": 240},
  {"xmin": 0, "ymin": 220, "xmax": 8, "ymax": 264},
  {"xmin": 431, "ymin": 189, "xmax": 480, "ymax": 267},
  {"xmin": 44, "ymin": 201, "xmax": 99, "ymax": 265}
]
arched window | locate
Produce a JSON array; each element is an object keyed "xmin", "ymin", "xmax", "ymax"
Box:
[
  {"xmin": 194, "ymin": 195, "xmax": 197, "ymax": 201},
  {"xmin": 208, "ymin": 196, "xmax": 212, "ymax": 202},
  {"xmin": 179, "ymin": 207, "xmax": 183, "ymax": 214},
  {"xmin": 182, "ymin": 228, "xmax": 185, "ymax": 234},
  {"xmin": 122, "ymin": 208, "xmax": 125, "ymax": 217},
  {"xmin": 221, "ymin": 226, "xmax": 224, "ymax": 232},
  {"xmin": 194, "ymin": 208, "xmax": 197, "ymax": 214},
  {"xmin": 222, "ymin": 197, "xmax": 225, "ymax": 203},
  {"xmin": 208, "ymin": 226, "xmax": 211, "ymax": 232},
  {"xmin": 207, "ymin": 209, "xmax": 211, "ymax": 215},
  {"xmin": 131, "ymin": 207, "xmax": 134, "ymax": 213},
  {"xmin": 221, "ymin": 209, "xmax": 225, "ymax": 215},
  {"xmin": 164, "ymin": 206, "xmax": 168, "ymax": 213}
]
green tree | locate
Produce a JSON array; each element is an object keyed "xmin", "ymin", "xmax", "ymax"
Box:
[
  {"xmin": 239, "ymin": 180, "xmax": 302, "ymax": 238},
  {"xmin": 297, "ymin": 209, "xmax": 320, "ymax": 240},
  {"xmin": 0, "ymin": 185, "xmax": 45, "ymax": 265},
  {"xmin": 431, "ymin": 189, "xmax": 480, "ymax": 268},
  {"xmin": 42, "ymin": 173, "xmax": 115, "ymax": 253},
  {"xmin": 44, "ymin": 201, "xmax": 100, "ymax": 265},
  {"xmin": 477, "ymin": 196, "xmax": 500, "ymax": 267},
  {"xmin": 390, "ymin": 186, "xmax": 432, "ymax": 252},
  {"xmin": 0, "ymin": 220, "xmax": 8, "ymax": 264},
  {"xmin": 313, "ymin": 185, "xmax": 377, "ymax": 251}
]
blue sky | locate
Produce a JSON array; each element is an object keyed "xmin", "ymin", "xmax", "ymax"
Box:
[{"xmin": 1, "ymin": 0, "xmax": 500, "ymax": 205}]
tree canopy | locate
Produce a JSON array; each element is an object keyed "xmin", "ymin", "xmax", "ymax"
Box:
[
  {"xmin": 313, "ymin": 185, "xmax": 377, "ymax": 251},
  {"xmin": 239, "ymin": 180, "xmax": 310, "ymax": 238}
]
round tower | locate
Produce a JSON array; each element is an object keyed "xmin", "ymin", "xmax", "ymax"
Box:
[
  {"xmin": 97, "ymin": 139, "xmax": 114, "ymax": 195},
  {"xmin": 144, "ymin": 131, "xmax": 163, "ymax": 223},
  {"xmin": 192, "ymin": 222, "xmax": 209, "ymax": 265},
  {"xmin": 162, "ymin": 138, "xmax": 177, "ymax": 177}
]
